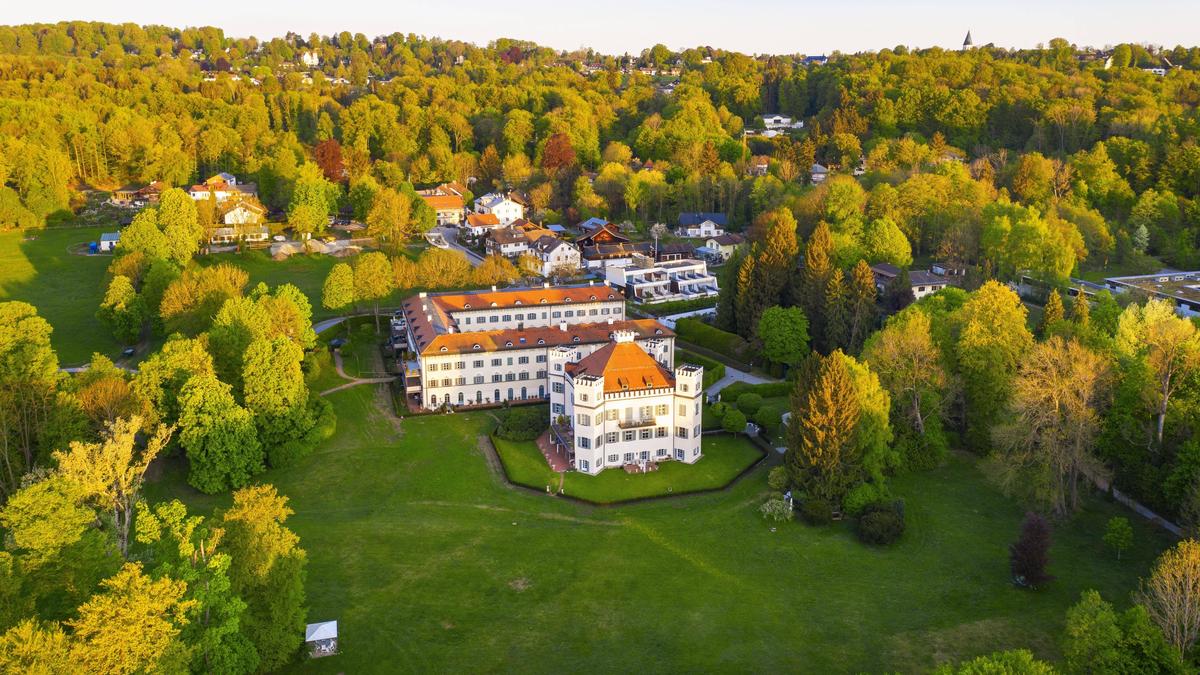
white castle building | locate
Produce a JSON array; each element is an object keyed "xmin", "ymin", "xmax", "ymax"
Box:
[{"xmin": 547, "ymin": 330, "xmax": 704, "ymax": 474}]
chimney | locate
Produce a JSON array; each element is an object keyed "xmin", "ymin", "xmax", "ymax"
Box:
[
  {"xmin": 559, "ymin": 322, "xmax": 567, "ymax": 332},
  {"xmin": 491, "ymin": 285, "xmax": 497, "ymax": 292},
  {"xmin": 543, "ymin": 282, "xmax": 550, "ymax": 289},
  {"xmin": 588, "ymin": 280, "xmax": 594, "ymax": 286},
  {"xmin": 607, "ymin": 317, "xmax": 614, "ymax": 325}
]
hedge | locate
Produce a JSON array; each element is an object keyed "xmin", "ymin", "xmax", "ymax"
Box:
[
  {"xmin": 719, "ymin": 380, "xmax": 792, "ymax": 402},
  {"xmin": 634, "ymin": 296, "xmax": 719, "ymax": 316},
  {"xmin": 674, "ymin": 318, "xmax": 752, "ymax": 362},
  {"xmin": 495, "ymin": 406, "xmax": 547, "ymax": 441},
  {"xmin": 676, "ymin": 348, "xmax": 725, "ymax": 389}
]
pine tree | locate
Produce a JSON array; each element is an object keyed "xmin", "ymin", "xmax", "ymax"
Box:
[
  {"xmin": 823, "ymin": 268, "xmax": 850, "ymax": 353},
  {"xmin": 882, "ymin": 268, "xmax": 914, "ymax": 312},
  {"xmin": 1040, "ymin": 289, "xmax": 1065, "ymax": 338},
  {"xmin": 785, "ymin": 351, "xmax": 862, "ymax": 505},
  {"xmin": 1010, "ymin": 511, "xmax": 1053, "ymax": 588},
  {"xmin": 1072, "ymin": 287, "xmax": 1091, "ymax": 328},
  {"xmin": 801, "ymin": 222, "xmax": 834, "ymax": 344},
  {"xmin": 848, "ymin": 260, "xmax": 878, "ymax": 353},
  {"xmin": 734, "ymin": 251, "xmax": 760, "ymax": 338}
]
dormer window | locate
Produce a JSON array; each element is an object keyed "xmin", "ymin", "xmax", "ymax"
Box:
[
  {"xmin": 440, "ymin": 347, "xmax": 448, "ymax": 352},
  {"xmin": 655, "ymin": 329, "xmax": 663, "ymax": 335},
  {"xmin": 572, "ymin": 336, "xmax": 580, "ymax": 342},
  {"xmin": 539, "ymin": 299, "xmax": 547, "ymax": 304},
  {"xmin": 514, "ymin": 300, "xmax": 522, "ymax": 305},
  {"xmin": 564, "ymin": 298, "xmax": 572, "ymax": 303},
  {"xmin": 490, "ymin": 302, "xmax": 498, "ymax": 307},
  {"xmin": 505, "ymin": 341, "xmax": 513, "ymax": 347},
  {"xmin": 537, "ymin": 339, "xmax": 545, "ymax": 345},
  {"xmin": 473, "ymin": 344, "xmax": 481, "ymax": 350},
  {"xmin": 464, "ymin": 303, "xmax": 472, "ymax": 309},
  {"xmin": 589, "ymin": 295, "xmax": 596, "ymax": 300}
]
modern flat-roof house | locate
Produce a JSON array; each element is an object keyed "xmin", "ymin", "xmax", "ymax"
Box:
[
  {"xmin": 676, "ymin": 212, "xmax": 727, "ymax": 238},
  {"xmin": 870, "ymin": 263, "xmax": 949, "ymax": 300},
  {"xmin": 547, "ymin": 330, "xmax": 703, "ymax": 475},
  {"xmin": 605, "ymin": 253, "xmax": 719, "ymax": 303},
  {"xmin": 473, "ymin": 192, "xmax": 525, "ymax": 225},
  {"xmin": 761, "ymin": 114, "xmax": 804, "ymax": 131},
  {"xmin": 1104, "ymin": 271, "xmax": 1200, "ymax": 317},
  {"xmin": 399, "ymin": 283, "xmax": 676, "ymax": 410}
]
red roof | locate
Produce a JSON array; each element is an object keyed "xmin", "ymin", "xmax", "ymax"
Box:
[{"xmin": 567, "ymin": 341, "xmax": 675, "ymax": 393}]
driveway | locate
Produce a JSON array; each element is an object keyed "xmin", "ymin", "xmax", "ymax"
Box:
[
  {"xmin": 706, "ymin": 365, "xmax": 777, "ymax": 398},
  {"xmin": 433, "ymin": 226, "xmax": 484, "ymax": 266}
]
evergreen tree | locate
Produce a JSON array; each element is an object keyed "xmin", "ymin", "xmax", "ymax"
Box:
[
  {"xmin": 1040, "ymin": 289, "xmax": 1065, "ymax": 338},
  {"xmin": 823, "ymin": 268, "xmax": 850, "ymax": 353},
  {"xmin": 847, "ymin": 260, "xmax": 878, "ymax": 353},
  {"xmin": 733, "ymin": 252, "xmax": 761, "ymax": 338},
  {"xmin": 1010, "ymin": 511, "xmax": 1053, "ymax": 588},
  {"xmin": 785, "ymin": 351, "xmax": 862, "ymax": 505},
  {"xmin": 1071, "ymin": 287, "xmax": 1091, "ymax": 328},
  {"xmin": 881, "ymin": 269, "xmax": 914, "ymax": 312},
  {"xmin": 800, "ymin": 222, "xmax": 834, "ymax": 344}
]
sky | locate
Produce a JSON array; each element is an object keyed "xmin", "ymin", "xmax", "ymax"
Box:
[{"xmin": 8, "ymin": 0, "xmax": 1200, "ymax": 56}]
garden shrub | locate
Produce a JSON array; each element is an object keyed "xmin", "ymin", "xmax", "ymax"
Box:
[
  {"xmin": 752, "ymin": 400, "xmax": 790, "ymax": 440},
  {"xmin": 736, "ymin": 393, "xmax": 763, "ymax": 415},
  {"xmin": 721, "ymin": 409, "xmax": 747, "ymax": 434},
  {"xmin": 843, "ymin": 483, "xmax": 882, "ymax": 516},
  {"xmin": 675, "ymin": 318, "xmax": 753, "ymax": 361},
  {"xmin": 767, "ymin": 466, "xmax": 789, "ymax": 492},
  {"xmin": 710, "ymin": 401, "xmax": 728, "ymax": 418},
  {"xmin": 800, "ymin": 499, "xmax": 833, "ymax": 526},
  {"xmin": 496, "ymin": 406, "xmax": 547, "ymax": 441},
  {"xmin": 856, "ymin": 501, "xmax": 906, "ymax": 546},
  {"xmin": 760, "ymin": 496, "xmax": 794, "ymax": 523}
]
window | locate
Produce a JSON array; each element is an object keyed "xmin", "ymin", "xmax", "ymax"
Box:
[
  {"xmin": 502, "ymin": 314, "xmax": 511, "ymax": 321},
  {"xmin": 606, "ymin": 432, "xmax": 618, "ymax": 444},
  {"xmin": 489, "ymin": 316, "xmax": 499, "ymax": 323},
  {"xmin": 506, "ymin": 357, "xmax": 513, "ymax": 366},
  {"xmin": 640, "ymin": 405, "xmax": 654, "ymax": 418},
  {"xmin": 564, "ymin": 310, "xmax": 574, "ymax": 318},
  {"xmin": 537, "ymin": 370, "xmax": 546, "ymax": 378},
  {"xmin": 695, "ymin": 402, "xmax": 701, "ymax": 415},
  {"xmin": 623, "ymin": 453, "xmax": 634, "ymax": 463},
  {"xmin": 577, "ymin": 436, "xmax": 590, "ymax": 449},
  {"xmin": 639, "ymin": 429, "xmax": 652, "ymax": 440},
  {"xmin": 554, "ymin": 363, "xmax": 562, "ymax": 371},
  {"xmin": 595, "ymin": 436, "xmax": 603, "ymax": 449},
  {"xmin": 579, "ymin": 460, "xmax": 589, "ymax": 471},
  {"xmin": 474, "ymin": 376, "xmax": 484, "ymax": 384},
  {"xmin": 518, "ymin": 372, "xmax": 529, "ymax": 380},
  {"xmin": 590, "ymin": 309, "xmax": 598, "ymax": 316},
  {"xmin": 552, "ymin": 311, "xmax": 562, "ymax": 318},
  {"xmin": 655, "ymin": 404, "xmax": 668, "ymax": 415},
  {"xmin": 608, "ymin": 454, "xmax": 618, "ymax": 463},
  {"xmin": 576, "ymin": 413, "xmax": 590, "ymax": 426},
  {"xmin": 518, "ymin": 356, "xmax": 529, "ymax": 365},
  {"xmin": 601, "ymin": 307, "xmax": 610, "ymax": 314},
  {"xmin": 492, "ymin": 374, "xmax": 502, "ymax": 383},
  {"xmin": 463, "ymin": 317, "xmax": 471, "ymax": 324},
  {"xmin": 693, "ymin": 447, "xmax": 700, "ymax": 456},
  {"xmin": 505, "ymin": 373, "xmax": 515, "ymax": 381},
  {"xmin": 552, "ymin": 403, "xmax": 563, "ymax": 414},
  {"xmin": 676, "ymin": 427, "xmax": 688, "ymax": 439},
  {"xmin": 536, "ymin": 355, "xmax": 547, "ymax": 363},
  {"xmin": 473, "ymin": 360, "xmax": 484, "ymax": 368},
  {"xmin": 657, "ymin": 448, "xmax": 667, "ymax": 457},
  {"xmin": 623, "ymin": 430, "xmax": 635, "ymax": 442},
  {"xmin": 491, "ymin": 358, "xmax": 502, "ymax": 367},
  {"xmin": 456, "ymin": 361, "xmax": 465, "ymax": 369},
  {"xmin": 694, "ymin": 424, "xmax": 701, "ymax": 436},
  {"xmin": 678, "ymin": 404, "xmax": 686, "ymax": 416},
  {"xmin": 455, "ymin": 377, "xmax": 465, "ymax": 386},
  {"xmin": 579, "ymin": 393, "xmax": 588, "ymax": 402},
  {"xmin": 656, "ymin": 427, "xmax": 667, "ymax": 438},
  {"xmin": 606, "ymin": 410, "xmax": 618, "ymax": 421},
  {"xmin": 681, "ymin": 384, "xmax": 689, "ymax": 392},
  {"xmin": 552, "ymin": 382, "xmax": 564, "ymax": 393}
]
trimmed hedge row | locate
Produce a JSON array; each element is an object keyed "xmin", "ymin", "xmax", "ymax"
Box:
[
  {"xmin": 674, "ymin": 318, "xmax": 753, "ymax": 362},
  {"xmin": 719, "ymin": 380, "xmax": 792, "ymax": 402},
  {"xmin": 635, "ymin": 296, "xmax": 719, "ymax": 316},
  {"xmin": 676, "ymin": 348, "xmax": 726, "ymax": 389}
]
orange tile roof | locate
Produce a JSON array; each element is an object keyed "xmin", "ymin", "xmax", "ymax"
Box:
[
  {"xmin": 567, "ymin": 341, "xmax": 675, "ymax": 393},
  {"xmin": 428, "ymin": 285, "xmax": 623, "ymax": 312},
  {"xmin": 466, "ymin": 213, "xmax": 501, "ymax": 228},
  {"xmin": 411, "ymin": 317, "xmax": 671, "ymax": 356},
  {"xmin": 421, "ymin": 194, "xmax": 464, "ymax": 211}
]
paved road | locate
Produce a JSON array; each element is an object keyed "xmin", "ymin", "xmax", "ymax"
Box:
[
  {"xmin": 433, "ymin": 226, "xmax": 485, "ymax": 266},
  {"xmin": 706, "ymin": 365, "xmax": 777, "ymax": 398}
]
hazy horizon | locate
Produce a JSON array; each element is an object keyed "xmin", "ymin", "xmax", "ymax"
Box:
[{"xmin": 8, "ymin": 0, "xmax": 1200, "ymax": 56}]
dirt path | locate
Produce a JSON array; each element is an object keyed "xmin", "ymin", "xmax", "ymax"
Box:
[{"xmin": 318, "ymin": 348, "xmax": 395, "ymax": 396}]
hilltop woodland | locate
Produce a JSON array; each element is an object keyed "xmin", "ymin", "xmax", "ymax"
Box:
[{"xmin": 1, "ymin": 21, "xmax": 1200, "ymax": 670}]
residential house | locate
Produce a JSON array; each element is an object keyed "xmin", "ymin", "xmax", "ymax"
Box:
[
  {"xmin": 474, "ymin": 192, "xmax": 524, "ymax": 225},
  {"xmin": 748, "ymin": 155, "xmax": 770, "ymax": 177},
  {"xmin": 547, "ymin": 331, "xmax": 703, "ymax": 475},
  {"xmin": 420, "ymin": 193, "xmax": 465, "ymax": 226},
  {"xmin": 811, "ymin": 163, "xmax": 829, "ymax": 183},
  {"xmin": 761, "ymin": 114, "xmax": 804, "ymax": 131},
  {"xmin": 219, "ymin": 200, "xmax": 266, "ymax": 226},
  {"xmin": 676, "ymin": 212, "xmax": 727, "ymax": 238},
  {"xmin": 804, "ymin": 54, "xmax": 828, "ymax": 66},
  {"xmin": 189, "ymin": 173, "xmax": 258, "ymax": 203},
  {"xmin": 870, "ymin": 263, "xmax": 949, "ymax": 300},
  {"xmin": 605, "ymin": 253, "xmax": 719, "ymax": 303},
  {"xmin": 464, "ymin": 213, "xmax": 502, "ymax": 237},
  {"xmin": 581, "ymin": 242, "xmax": 654, "ymax": 270},
  {"xmin": 703, "ymin": 233, "xmax": 746, "ymax": 261},
  {"xmin": 530, "ymin": 236, "xmax": 582, "ymax": 276},
  {"xmin": 399, "ymin": 283, "xmax": 676, "ymax": 410},
  {"xmin": 110, "ymin": 181, "xmax": 165, "ymax": 206},
  {"xmin": 655, "ymin": 242, "xmax": 695, "ymax": 262},
  {"xmin": 576, "ymin": 221, "xmax": 631, "ymax": 248},
  {"xmin": 485, "ymin": 227, "xmax": 532, "ymax": 257},
  {"xmin": 210, "ymin": 223, "xmax": 270, "ymax": 245}
]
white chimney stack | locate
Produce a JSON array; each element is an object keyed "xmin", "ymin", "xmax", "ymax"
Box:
[
  {"xmin": 559, "ymin": 322, "xmax": 567, "ymax": 332},
  {"xmin": 491, "ymin": 285, "xmax": 497, "ymax": 292}
]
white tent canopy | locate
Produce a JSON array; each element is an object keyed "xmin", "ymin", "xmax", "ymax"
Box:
[{"xmin": 305, "ymin": 621, "xmax": 338, "ymax": 642}]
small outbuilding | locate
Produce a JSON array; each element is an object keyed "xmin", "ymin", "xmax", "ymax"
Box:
[
  {"xmin": 305, "ymin": 620, "xmax": 338, "ymax": 658},
  {"xmin": 99, "ymin": 232, "xmax": 121, "ymax": 252}
]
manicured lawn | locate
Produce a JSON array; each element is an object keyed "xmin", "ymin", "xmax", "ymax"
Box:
[
  {"xmin": 493, "ymin": 433, "xmax": 764, "ymax": 503},
  {"xmin": 145, "ymin": 385, "xmax": 1176, "ymax": 674},
  {"xmin": 0, "ymin": 227, "xmax": 121, "ymax": 365}
]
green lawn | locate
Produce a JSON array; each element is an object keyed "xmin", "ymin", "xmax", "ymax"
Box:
[
  {"xmin": 493, "ymin": 433, "xmax": 764, "ymax": 503},
  {"xmin": 144, "ymin": 384, "xmax": 1176, "ymax": 674},
  {"xmin": 0, "ymin": 227, "xmax": 121, "ymax": 365}
]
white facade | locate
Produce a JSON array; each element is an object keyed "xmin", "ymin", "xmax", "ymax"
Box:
[
  {"xmin": 473, "ymin": 193, "xmax": 525, "ymax": 225},
  {"xmin": 605, "ymin": 254, "xmax": 719, "ymax": 303},
  {"xmin": 761, "ymin": 114, "xmax": 804, "ymax": 131},
  {"xmin": 677, "ymin": 220, "xmax": 725, "ymax": 238},
  {"xmin": 99, "ymin": 232, "xmax": 120, "ymax": 252},
  {"xmin": 547, "ymin": 334, "xmax": 703, "ymax": 475},
  {"xmin": 534, "ymin": 239, "xmax": 582, "ymax": 276}
]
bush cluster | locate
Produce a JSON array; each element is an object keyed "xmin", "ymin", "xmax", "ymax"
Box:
[
  {"xmin": 800, "ymin": 499, "xmax": 833, "ymax": 525},
  {"xmin": 856, "ymin": 500, "xmax": 906, "ymax": 546},
  {"xmin": 496, "ymin": 406, "xmax": 547, "ymax": 441}
]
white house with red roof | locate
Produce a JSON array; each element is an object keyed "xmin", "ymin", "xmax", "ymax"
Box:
[{"xmin": 547, "ymin": 330, "xmax": 703, "ymax": 474}]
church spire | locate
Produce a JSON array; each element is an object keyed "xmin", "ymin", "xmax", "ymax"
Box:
[{"xmin": 963, "ymin": 30, "xmax": 974, "ymax": 49}]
